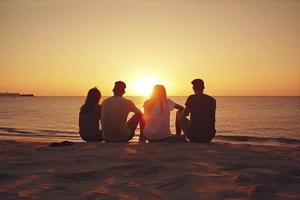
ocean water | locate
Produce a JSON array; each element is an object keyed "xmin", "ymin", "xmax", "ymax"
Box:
[{"xmin": 0, "ymin": 96, "xmax": 299, "ymax": 145}]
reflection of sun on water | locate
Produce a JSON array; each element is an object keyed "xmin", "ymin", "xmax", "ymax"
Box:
[{"xmin": 133, "ymin": 77, "xmax": 159, "ymax": 96}]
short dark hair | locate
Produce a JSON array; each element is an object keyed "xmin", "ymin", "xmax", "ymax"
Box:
[
  {"xmin": 191, "ymin": 79, "xmax": 204, "ymax": 89},
  {"xmin": 113, "ymin": 81, "xmax": 126, "ymax": 94},
  {"xmin": 114, "ymin": 81, "xmax": 126, "ymax": 90}
]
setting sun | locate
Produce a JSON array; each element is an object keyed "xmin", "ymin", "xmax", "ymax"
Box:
[{"xmin": 132, "ymin": 77, "xmax": 160, "ymax": 96}]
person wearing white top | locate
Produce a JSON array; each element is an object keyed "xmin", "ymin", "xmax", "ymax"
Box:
[{"xmin": 140, "ymin": 85, "xmax": 186, "ymax": 142}]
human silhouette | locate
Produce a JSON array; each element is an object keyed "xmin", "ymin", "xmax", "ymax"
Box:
[
  {"xmin": 101, "ymin": 81, "xmax": 143, "ymax": 142},
  {"xmin": 141, "ymin": 85, "xmax": 185, "ymax": 142},
  {"xmin": 176, "ymin": 79, "xmax": 216, "ymax": 143},
  {"xmin": 79, "ymin": 87, "xmax": 103, "ymax": 142}
]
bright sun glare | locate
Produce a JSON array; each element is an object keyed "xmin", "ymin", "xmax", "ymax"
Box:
[{"xmin": 133, "ymin": 77, "xmax": 159, "ymax": 96}]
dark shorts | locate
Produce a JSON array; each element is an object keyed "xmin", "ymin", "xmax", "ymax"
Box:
[
  {"xmin": 103, "ymin": 132, "xmax": 135, "ymax": 142},
  {"xmin": 80, "ymin": 130, "xmax": 103, "ymax": 142},
  {"xmin": 186, "ymin": 132, "xmax": 215, "ymax": 143},
  {"xmin": 177, "ymin": 110, "xmax": 215, "ymax": 143}
]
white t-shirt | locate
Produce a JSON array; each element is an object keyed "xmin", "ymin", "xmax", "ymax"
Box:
[{"xmin": 143, "ymin": 98, "xmax": 175, "ymax": 141}]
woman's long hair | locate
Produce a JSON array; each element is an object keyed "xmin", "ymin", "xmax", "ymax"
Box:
[
  {"xmin": 146, "ymin": 85, "xmax": 167, "ymax": 113},
  {"xmin": 80, "ymin": 87, "xmax": 101, "ymax": 113}
]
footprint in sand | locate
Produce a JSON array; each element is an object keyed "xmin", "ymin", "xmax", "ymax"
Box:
[
  {"xmin": 133, "ymin": 164, "xmax": 165, "ymax": 176},
  {"xmin": 54, "ymin": 170, "xmax": 99, "ymax": 181},
  {"xmin": 0, "ymin": 173, "xmax": 18, "ymax": 182},
  {"xmin": 105, "ymin": 163, "xmax": 144, "ymax": 172},
  {"xmin": 233, "ymin": 174, "xmax": 251, "ymax": 183},
  {"xmin": 249, "ymin": 185, "xmax": 278, "ymax": 199},
  {"xmin": 286, "ymin": 169, "xmax": 300, "ymax": 177}
]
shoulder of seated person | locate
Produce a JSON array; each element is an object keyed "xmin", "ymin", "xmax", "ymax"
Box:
[
  {"xmin": 188, "ymin": 94, "xmax": 196, "ymax": 98},
  {"xmin": 122, "ymin": 98, "xmax": 134, "ymax": 104},
  {"xmin": 102, "ymin": 97, "xmax": 112, "ymax": 102},
  {"xmin": 204, "ymin": 94, "xmax": 215, "ymax": 100}
]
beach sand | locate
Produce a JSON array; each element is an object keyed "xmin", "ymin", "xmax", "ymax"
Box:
[{"xmin": 0, "ymin": 140, "xmax": 299, "ymax": 200}]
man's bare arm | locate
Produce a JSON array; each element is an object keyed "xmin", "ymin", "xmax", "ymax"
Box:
[
  {"xmin": 175, "ymin": 103, "xmax": 184, "ymax": 110},
  {"xmin": 183, "ymin": 107, "xmax": 190, "ymax": 117}
]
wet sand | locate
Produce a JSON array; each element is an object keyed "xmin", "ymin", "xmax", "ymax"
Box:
[{"xmin": 0, "ymin": 140, "xmax": 299, "ymax": 199}]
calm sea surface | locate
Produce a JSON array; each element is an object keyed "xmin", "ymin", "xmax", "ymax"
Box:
[{"xmin": 0, "ymin": 96, "xmax": 299, "ymax": 144}]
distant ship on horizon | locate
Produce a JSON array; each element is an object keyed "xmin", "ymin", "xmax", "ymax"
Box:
[{"xmin": 0, "ymin": 92, "xmax": 34, "ymax": 97}]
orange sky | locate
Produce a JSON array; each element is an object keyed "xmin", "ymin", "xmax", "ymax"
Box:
[{"xmin": 0, "ymin": 1, "xmax": 299, "ymax": 96}]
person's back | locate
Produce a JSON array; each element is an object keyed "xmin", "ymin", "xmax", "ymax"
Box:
[
  {"xmin": 176, "ymin": 79, "xmax": 216, "ymax": 143},
  {"xmin": 186, "ymin": 93, "xmax": 216, "ymax": 141},
  {"xmin": 79, "ymin": 106, "xmax": 101, "ymax": 140},
  {"xmin": 101, "ymin": 96, "xmax": 138, "ymax": 141},
  {"xmin": 143, "ymin": 98, "xmax": 175, "ymax": 140},
  {"xmin": 101, "ymin": 81, "xmax": 142, "ymax": 142},
  {"xmin": 141, "ymin": 85, "xmax": 185, "ymax": 142},
  {"xmin": 79, "ymin": 87, "xmax": 102, "ymax": 142}
]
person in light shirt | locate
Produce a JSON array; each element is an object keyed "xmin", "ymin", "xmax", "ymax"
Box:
[
  {"xmin": 101, "ymin": 81, "xmax": 143, "ymax": 142},
  {"xmin": 141, "ymin": 85, "xmax": 186, "ymax": 142}
]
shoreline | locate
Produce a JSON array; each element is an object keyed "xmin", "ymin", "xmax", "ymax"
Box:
[{"xmin": 0, "ymin": 133, "xmax": 299, "ymax": 148}]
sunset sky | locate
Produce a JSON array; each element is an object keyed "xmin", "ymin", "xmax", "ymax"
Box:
[{"xmin": 0, "ymin": 0, "xmax": 299, "ymax": 96}]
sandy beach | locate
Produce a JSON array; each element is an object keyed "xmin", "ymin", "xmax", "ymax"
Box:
[{"xmin": 0, "ymin": 139, "xmax": 299, "ymax": 200}]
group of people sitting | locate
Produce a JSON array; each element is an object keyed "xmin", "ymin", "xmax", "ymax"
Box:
[{"xmin": 79, "ymin": 78, "xmax": 216, "ymax": 143}]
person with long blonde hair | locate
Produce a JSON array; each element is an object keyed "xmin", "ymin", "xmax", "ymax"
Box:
[{"xmin": 140, "ymin": 85, "xmax": 185, "ymax": 142}]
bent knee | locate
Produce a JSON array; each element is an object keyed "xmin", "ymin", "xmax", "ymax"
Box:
[
  {"xmin": 176, "ymin": 109, "xmax": 183, "ymax": 114},
  {"xmin": 176, "ymin": 110, "xmax": 184, "ymax": 117},
  {"xmin": 176, "ymin": 110, "xmax": 184, "ymax": 120},
  {"xmin": 134, "ymin": 112, "xmax": 143, "ymax": 120}
]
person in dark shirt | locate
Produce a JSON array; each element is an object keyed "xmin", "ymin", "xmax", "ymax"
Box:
[
  {"xmin": 176, "ymin": 79, "xmax": 216, "ymax": 143},
  {"xmin": 79, "ymin": 87, "xmax": 103, "ymax": 142}
]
